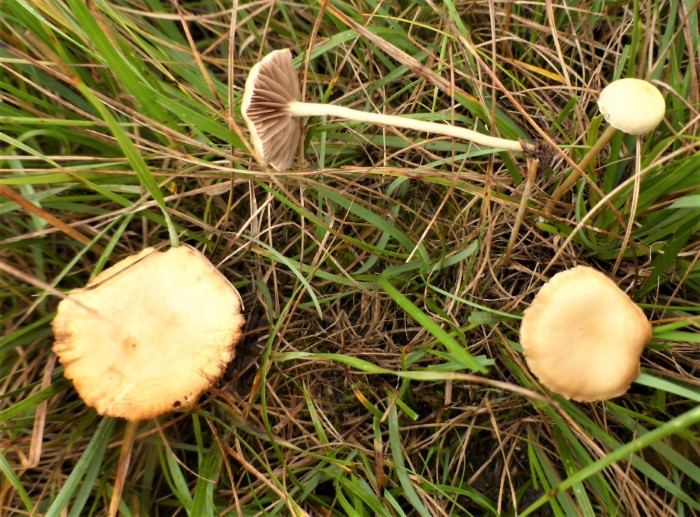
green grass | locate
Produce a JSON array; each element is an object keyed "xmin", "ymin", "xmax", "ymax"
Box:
[{"xmin": 1, "ymin": 0, "xmax": 699, "ymax": 515}]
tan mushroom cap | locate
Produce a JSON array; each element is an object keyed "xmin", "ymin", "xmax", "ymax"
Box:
[
  {"xmin": 597, "ymin": 78, "xmax": 665, "ymax": 135},
  {"xmin": 520, "ymin": 265, "xmax": 652, "ymax": 402},
  {"xmin": 242, "ymin": 48, "xmax": 302, "ymax": 171},
  {"xmin": 52, "ymin": 245, "xmax": 245, "ymax": 421}
]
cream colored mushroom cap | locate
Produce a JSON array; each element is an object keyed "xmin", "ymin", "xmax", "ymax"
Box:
[
  {"xmin": 597, "ymin": 78, "xmax": 665, "ymax": 135},
  {"xmin": 52, "ymin": 245, "xmax": 245, "ymax": 421},
  {"xmin": 242, "ymin": 48, "xmax": 302, "ymax": 171},
  {"xmin": 520, "ymin": 265, "xmax": 652, "ymax": 402}
]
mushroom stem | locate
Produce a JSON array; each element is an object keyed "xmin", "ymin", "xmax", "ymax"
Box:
[
  {"xmin": 286, "ymin": 101, "xmax": 525, "ymax": 152},
  {"xmin": 612, "ymin": 135, "xmax": 642, "ymax": 275},
  {"xmin": 546, "ymin": 124, "xmax": 618, "ymax": 211}
]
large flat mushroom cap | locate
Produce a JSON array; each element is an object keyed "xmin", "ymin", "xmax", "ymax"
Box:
[
  {"xmin": 242, "ymin": 48, "xmax": 302, "ymax": 171},
  {"xmin": 520, "ymin": 266, "xmax": 652, "ymax": 402},
  {"xmin": 52, "ymin": 245, "xmax": 245, "ymax": 421},
  {"xmin": 597, "ymin": 78, "xmax": 665, "ymax": 135}
]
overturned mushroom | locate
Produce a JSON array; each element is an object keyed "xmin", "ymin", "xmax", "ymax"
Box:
[
  {"xmin": 520, "ymin": 265, "xmax": 652, "ymax": 402},
  {"xmin": 52, "ymin": 245, "xmax": 245, "ymax": 421},
  {"xmin": 242, "ymin": 48, "xmax": 526, "ymax": 171}
]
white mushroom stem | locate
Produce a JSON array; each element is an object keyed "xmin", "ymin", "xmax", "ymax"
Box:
[{"xmin": 286, "ymin": 101, "xmax": 525, "ymax": 152}]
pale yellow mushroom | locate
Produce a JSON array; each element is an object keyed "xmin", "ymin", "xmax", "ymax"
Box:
[
  {"xmin": 597, "ymin": 78, "xmax": 666, "ymax": 135},
  {"xmin": 547, "ymin": 78, "xmax": 665, "ymax": 209},
  {"xmin": 520, "ymin": 265, "xmax": 652, "ymax": 401},
  {"xmin": 52, "ymin": 245, "xmax": 245, "ymax": 421}
]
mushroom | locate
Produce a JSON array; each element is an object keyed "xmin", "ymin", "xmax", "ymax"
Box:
[
  {"xmin": 242, "ymin": 48, "xmax": 526, "ymax": 171},
  {"xmin": 597, "ymin": 78, "xmax": 666, "ymax": 135},
  {"xmin": 519, "ymin": 265, "xmax": 652, "ymax": 401},
  {"xmin": 52, "ymin": 245, "xmax": 245, "ymax": 421},
  {"xmin": 547, "ymin": 78, "xmax": 665, "ymax": 209}
]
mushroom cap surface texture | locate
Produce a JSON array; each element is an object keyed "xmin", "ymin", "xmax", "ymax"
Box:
[
  {"xmin": 520, "ymin": 265, "xmax": 652, "ymax": 402},
  {"xmin": 242, "ymin": 48, "xmax": 301, "ymax": 171},
  {"xmin": 52, "ymin": 245, "xmax": 245, "ymax": 421},
  {"xmin": 597, "ymin": 78, "xmax": 665, "ymax": 135}
]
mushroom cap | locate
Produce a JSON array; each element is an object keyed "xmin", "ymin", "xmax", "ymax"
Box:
[
  {"xmin": 597, "ymin": 78, "xmax": 665, "ymax": 135},
  {"xmin": 52, "ymin": 245, "xmax": 245, "ymax": 421},
  {"xmin": 520, "ymin": 265, "xmax": 652, "ymax": 402},
  {"xmin": 242, "ymin": 48, "xmax": 302, "ymax": 171}
]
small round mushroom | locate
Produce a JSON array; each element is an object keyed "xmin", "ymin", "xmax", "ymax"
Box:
[
  {"xmin": 597, "ymin": 78, "xmax": 666, "ymax": 135},
  {"xmin": 242, "ymin": 48, "xmax": 525, "ymax": 171},
  {"xmin": 519, "ymin": 265, "xmax": 652, "ymax": 402},
  {"xmin": 548, "ymin": 78, "xmax": 665, "ymax": 209},
  {"xmin": 52, "ymin": 245, "xmax": 245, "ymax": 421}
]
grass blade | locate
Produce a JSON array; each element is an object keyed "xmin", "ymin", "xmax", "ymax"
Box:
[
  {"xmin": 45, "ymin": 417, "xmax": 116, "ymax": 517},
  {"xmin": 387, "ymin": 405, "xmax": 431, "ymax": 517},
  {"xmin": 380, "ymin": 275, "xmax": 487, "ymax": 373},
  {"xmin": 521, "ymin": 405, "xmax": 700, "ymax": 516}
]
